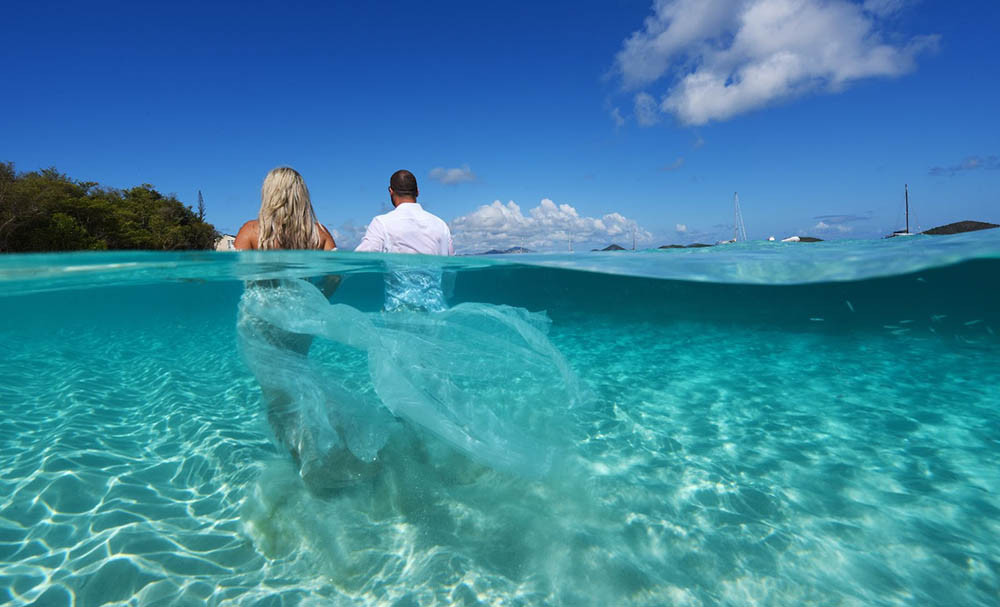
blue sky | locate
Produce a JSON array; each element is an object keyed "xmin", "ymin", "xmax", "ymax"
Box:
[{"xmin": 4, "ymin": 0, "xmax": 998, "ymax": 251}]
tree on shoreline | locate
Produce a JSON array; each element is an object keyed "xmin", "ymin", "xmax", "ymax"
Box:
[{"xmin": 0, "ymin": 162, "xmax": 218, "ymax": 252}]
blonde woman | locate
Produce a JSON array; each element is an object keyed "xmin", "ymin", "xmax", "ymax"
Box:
[
  {"xmin": 234, "ymin": 166, "xmax": 337, "ymax": 251},
  {"xmin": 236, "ymin": 168, "xmax": 366, "ymax": 492}
]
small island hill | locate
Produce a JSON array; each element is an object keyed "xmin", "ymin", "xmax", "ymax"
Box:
[{"xmin": 922, "ymin": 220, "xmax": 999, "ymax": 235}]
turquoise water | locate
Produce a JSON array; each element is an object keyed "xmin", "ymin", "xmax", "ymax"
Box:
[{"xmin": 1, "ymin": 231, "xmax": 999, "ymax": 606}]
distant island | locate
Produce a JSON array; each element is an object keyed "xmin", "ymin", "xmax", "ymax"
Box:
[
  {"xmin": 477, "ymin": 246, "xmax": 534, "ymax": 255},
  {"xmin": 779, "ymin": 236, "xmax": 823, "ymax": 243},
  {"xmin": 0, "ymin": 162, "xmax": 217, "ymax": 252},
  {"xmin": 593, "ymin": 243, "xmax": 627, "ymax": 251},
  {"xmin": 922, "ymin": 220, "xmax": 999, "ymax": 235}
]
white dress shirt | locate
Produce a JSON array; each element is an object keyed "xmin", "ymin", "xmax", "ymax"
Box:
[
  {"xmin": 355, "ymin": 202, "xmax": 454, "ymax": 256},
  {"xmin": 355, "ymin": 202, "xmax": 454, "ymax": 311}
]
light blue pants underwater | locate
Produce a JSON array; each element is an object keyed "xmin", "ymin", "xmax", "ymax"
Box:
[{"xmin": 237, "ymin": 278, "xmax": 580, "ymax": 493}]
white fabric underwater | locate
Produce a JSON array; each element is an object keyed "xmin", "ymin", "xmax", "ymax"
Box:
[{"xmin": 237, "ymin": 278, "xmax": 580, "ymax": 487}]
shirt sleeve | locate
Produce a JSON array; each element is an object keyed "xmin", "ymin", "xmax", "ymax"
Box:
[
  {"xmin": 444, "ymin": 222, "xmax": 455, "ymax": 256},
  {"xmin": 354, "ymin": 218, "xmax": 385, "ymax": 252}
]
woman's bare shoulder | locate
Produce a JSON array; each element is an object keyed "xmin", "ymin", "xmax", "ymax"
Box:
[
  {"xmin": 318, "ymin": 223, "xmax": 337, "ymax": 250},
  {"xmin": 234, "ymin": 220, "xmax": 259, "ymax": 250}
]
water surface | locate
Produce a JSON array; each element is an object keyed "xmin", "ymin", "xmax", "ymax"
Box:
[{"xmin": 1, "ymin": 232, "xmax": 999, "ymax": 606}]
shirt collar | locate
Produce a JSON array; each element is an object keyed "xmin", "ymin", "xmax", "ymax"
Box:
[{"xmin": 393, "ymin": 202, "xmax": 423, "ymax": 212}]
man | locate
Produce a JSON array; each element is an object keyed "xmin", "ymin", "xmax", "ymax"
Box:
[
  {"xmin": 356, "ymin": 170, "xmax": 454, "ymax": 311},
  {"xmin": 355, "ymin": 169, "xmax": 454, "ymax": 255}
]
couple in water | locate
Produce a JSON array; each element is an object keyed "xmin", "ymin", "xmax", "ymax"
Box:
[
  {"xmin": 234, "ymin": 166, "xmax": 456, "ymax": 491},
  {"xmin": 236, "ymin": 167, "xmax": 577, "ymax": 494},
  {"xmin": 233, "ymin": 166, "xmax": 453, "ymax": 257}
]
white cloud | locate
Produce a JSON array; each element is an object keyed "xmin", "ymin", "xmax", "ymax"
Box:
[
  {"xmin": 662, "ymin": 157, "xmax": 685, "ymax": 171},
  {"xmin": 929, "ymin": 155, "xmax": 1000, "ymax": 177},
  {"xmin": 615, "ymin": 0, "xmax": 938, "ymax": 125},
  {"xmin": 450, "ymin": 199, "xmax": 653, "ymax": 253},
  {"xmin": 634, "ymin": 92, "xmax": 661, "ymax": 126},
  {"xmin": 814, "ymin": 221, "xmax": 853, "ymax": 233},
  {"xmin": 610, "ymin": 107, "xmax": 625, "ymax": 128},
  {"xmin": 617, "ymin": 0, "xmax": 737, "ymax": 90},
  {"xmin": 331, "ymin": 220, "xmax": 369, "ymax": 250},
  {"xmin": 676, "ymin": 223, "xmax": 688, "ymax": 233},
  {"xmin": 429, "ymin": 165, "xmax": 477, "ymax": 185},
  {"xmin": 863, "ymin": 0, "xmax": 906, "ymax": 17}
]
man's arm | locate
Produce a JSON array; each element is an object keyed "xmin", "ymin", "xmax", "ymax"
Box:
[
  {"xmin": 354, "ymin": 218, "xmax": 385, "ymax": 252},
  {"xmin": 444, "ymin": 223, "xmax": 455, "ymax": 256}
]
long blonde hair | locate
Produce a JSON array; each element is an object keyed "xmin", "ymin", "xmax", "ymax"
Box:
[{"xmin": 257, "ymin": 167, "xmax": 322, "ymax": 250}]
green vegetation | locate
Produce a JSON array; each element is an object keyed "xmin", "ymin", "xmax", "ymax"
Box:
[{"xmin": 0, "ymin": 162, "xmax": 217, "ymax": 252}]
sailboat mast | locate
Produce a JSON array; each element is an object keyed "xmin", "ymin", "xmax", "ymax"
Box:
[
  {"xmin": 734, "ymin": 192, "xmax": 739, "ymax": 241},
  {"xmin": 905, "ymin": 184, "xmax": 909, "ymax": 234},
  {"xmin": 732, "ymin": 192, "xmax": 747, "ymax": 242}
]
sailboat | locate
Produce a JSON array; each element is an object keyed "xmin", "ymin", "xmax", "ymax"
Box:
[
  {"xmin": 718, "ymin": 192, "xmax": 748, "ymax": 244},
  {"xmin": 887, "ymin": 184, "xmax": 916, "ymax": 238}
]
